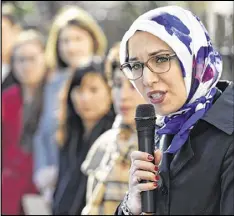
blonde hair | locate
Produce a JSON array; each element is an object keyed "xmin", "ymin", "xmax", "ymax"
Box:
[
  {"xmin": 45, "ymin": 6, "xmax": 108, "ymax": 71},
  {"xmin": 105, "ymin": 42, "xmax": 120, "ymax": 87},
  {"xmin": 14, "ymin": 29, "xmax": 44, "ymax": 48},
  {"xmin": 56, "ymin": 76, "xmax": 72, "ymax": 147}
]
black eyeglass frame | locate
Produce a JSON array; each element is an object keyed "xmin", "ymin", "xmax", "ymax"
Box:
[{"xmin": 120, "ymin": 53, "xmax": 177, "ymax": 81}]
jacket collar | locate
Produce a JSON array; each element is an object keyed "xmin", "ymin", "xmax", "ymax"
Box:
[
  {"xmin": 202, "ymin": 81, "xmax": 234, "ymax": 135},
  {"xmin": 169, "ymin": 136, "xmax": 194, "ymax": 178},
  {"xmin": 165, "ymin": 81, "xmax": 233, "ymax": 178}
]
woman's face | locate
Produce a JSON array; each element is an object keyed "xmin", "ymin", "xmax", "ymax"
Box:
[
  {"xmin": 13, "ymin": 41, "xmax": 46, "ymax": 85},
  {"xmin": 58, "ymin": 25, "xmax": 94, "ymax": 69},
  {"xmin": 128, "ymin": 31, "xmax": 187, "ymax": 116},
  {"xmin": 112, "ymin": 68, "xmax": 145, "ymax": 125},
  {"xmin": 71, "ymin": 73, "xmax": 111, "ymax": 123}
]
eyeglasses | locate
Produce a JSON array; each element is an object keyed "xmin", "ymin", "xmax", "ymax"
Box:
[
  {"xmin": 120, "ymin": 53, "xmax": 177, "ymax": 80},
  {"xmin": 13, "ymin": 54, "xmax": 42, "ymax": 64}
]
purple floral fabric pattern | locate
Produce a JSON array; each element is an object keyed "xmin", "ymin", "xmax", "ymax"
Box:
[
  {"xmin": 151, "ymin": 13, "xmax": 192, "ymax": 55},
  {"xmin": 154, "ymin": 11, "xmax": 222, "ymax": 153}
]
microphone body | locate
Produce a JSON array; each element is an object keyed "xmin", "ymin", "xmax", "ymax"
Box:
[
  {"xmin": 137, "ymin": 128, "xmax": 156, "ymax": 214},
  {"xmin": 135, "ymin": 104, "xmax": 156, "ymax": 214}
]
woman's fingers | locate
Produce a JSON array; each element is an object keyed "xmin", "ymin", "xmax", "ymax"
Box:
[
  {"xmin": 130, "ymin": 150, "xmax": 161, "ymax": 193},
  {"xmin": 135, "ymin": 181, "xmax": 158, "ymax": 193},
  {"xmin": 154, "ymin": 149, "xmax": 162, "ymax": 165},
  {"xmin": 131, "ymin": 160, "xmax": 157, "ymax": 174},
  {"xmin": 131, "ymin": 150, "xmax": 162, "ymax": 165},
  {"xmin": 134, "ymin": 170, "xmax": 157, "ymax": 182},
  {"xmin": 130, "ymin": 150, "xmax": 161, "ymax": 174},
  {"xmin": 131, "ymin": 151, "xmax": 154, "ymax": 163}
]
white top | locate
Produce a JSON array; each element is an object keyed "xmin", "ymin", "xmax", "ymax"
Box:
[{"xmin": 2, "ymin": 64, "xmax": 10, "ymax": 83}]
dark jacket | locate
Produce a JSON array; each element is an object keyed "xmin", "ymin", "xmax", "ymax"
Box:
[
  {"xmin": 53, "ymin": 108, "xmax": 116, "ymax": 215},
  {"xmin": 115, "ymin": 80, "xmax": 234, "ymax": 215},
  {"xmin": 2, "ymin": 72, "xmax": 17, "ymax": 91}
]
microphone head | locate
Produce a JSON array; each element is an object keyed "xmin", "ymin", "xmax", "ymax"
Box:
[
  {"xmin": 135, "ymin": 104, "xmax": 155, "ymax": 118},
  {"xmin": 135, "ymin": 104, "xmax": 156, "ymax": 130}
]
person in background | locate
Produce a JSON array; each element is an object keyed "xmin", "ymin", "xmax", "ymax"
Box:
[
  {"xmin": 2, "ymin": 3, "xmax": 21, "ymax": 90},
  {"xmin": 33, "ymin": 5, "xmax": 108, "ymax": 207},
  {"xmin": 81, "ymin": 42, "xmax": 146, "ymax": 215},
  {"xmin": 115, "ymin": 5, "xmax": 233, "ymax": 215},
  {"xmin": 53, "ymin": 63, "xmax": 116, "ymax": 215},
  {"xmin": 2, "ymin": 29, "xmax": 48, "ymax": 215}
]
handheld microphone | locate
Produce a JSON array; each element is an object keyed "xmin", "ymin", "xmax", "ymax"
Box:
[{"xmin": 135, "ymin": 104, "xmax": 156, "ymax": 214}]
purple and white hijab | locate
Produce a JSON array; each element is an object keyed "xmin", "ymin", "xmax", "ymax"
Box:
[{"xmin": 119, "ymin": 6, "xmax": 222, "ymax": 154}]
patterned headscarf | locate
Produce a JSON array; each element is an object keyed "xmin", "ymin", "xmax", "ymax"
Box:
[{"xmin": 119, "ymin": 6, "xmax": 222, "ymax": 154}]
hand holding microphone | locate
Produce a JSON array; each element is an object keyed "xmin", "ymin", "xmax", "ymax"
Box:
[
  {"xmin": 127, "ymin": 149, "xmax": 162, "ymax": 215},
  {"xmin": 126, "ymin": 104, "xmax": 162, "ymax": 215}
]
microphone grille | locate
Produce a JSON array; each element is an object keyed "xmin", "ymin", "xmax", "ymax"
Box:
[
  {"xmin": 135, "ymin": 104, "xmax": 156, "ymax": 129},
  {"xmin": 135, "ymin": 104, "xmax": 155, "ymax": 118}
]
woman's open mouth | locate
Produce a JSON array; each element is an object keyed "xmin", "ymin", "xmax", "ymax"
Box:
[{"xmin": 147, "ymin": 90, "xmax": 167, "ymax": 104}]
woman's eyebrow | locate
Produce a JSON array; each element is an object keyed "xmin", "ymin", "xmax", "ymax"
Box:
[
  {"xmin": 129, "ymin": 57, "xmax": 138, "ymax": 61},
  {"xmin": 148, "ymin": 49, "xmax": 172, "ymax": 56},
  {"xmin": 129, "ymin": 49, "xmax": 172, "ymax": 61}
]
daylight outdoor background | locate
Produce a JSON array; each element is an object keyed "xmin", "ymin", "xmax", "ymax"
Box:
[{"xmin": 2, "ymin": 1, "xmax": 234, "ymax": 80}]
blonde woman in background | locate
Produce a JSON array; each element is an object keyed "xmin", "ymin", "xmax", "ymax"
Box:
[
  {"xmin": 81, "ymin": 42, "xmax": 146, "ymax": 215},
  {"xmin": 33, "ymin": 5, "xmax": 107, "ymax": 208}
]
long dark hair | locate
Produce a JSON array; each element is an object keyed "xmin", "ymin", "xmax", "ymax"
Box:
[
  {"xmin": 56, "ymin": 61, "xmax": 115, "ymax": 147},
  {"xmin": 10, "ymin": 29, "xmax": 49, "ymax": 151}
]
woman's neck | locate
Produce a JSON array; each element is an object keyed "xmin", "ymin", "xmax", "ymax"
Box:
[
  {"xmin": 123, "ymin": 122, "xmax": 136, "ymax": 132},
  {"xmin": 83, "ymin": 119, "xmax": 98, "ymax": 138},
  {"xmin": 130, "ymin": 123, "xmax": 136, "ymax": 131},
  {"xmin": 22, "ymin": 83, "xmax": 39, "ymax": 104},
  {"xmin": 70, "ymin": 57, "xmax": 93, "ymax": 71}
]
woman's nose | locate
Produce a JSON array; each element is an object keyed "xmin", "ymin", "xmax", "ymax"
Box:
[
  {"xmin": 142, "ymin": 66, "xmax": 160, "ymax": 87},
  {"xmin": 67, "ymin": 41, "xmax": 76, "ymax": 52},
  {"xmin": 120, "ymin": 83, "xmax": 132, "ymax": 100},
  {"xmin": 81, "ymin": 92, "xmax": 91, "ymax": 102}
]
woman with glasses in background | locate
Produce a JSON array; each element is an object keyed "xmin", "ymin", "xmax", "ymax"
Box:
[
  {"xmin": 115, "ymin": 5, "xmax": 233, "ymax": 215},
  {"xmin": 2, "ymin": 29, "xmax": 49, "ymax": 215}
]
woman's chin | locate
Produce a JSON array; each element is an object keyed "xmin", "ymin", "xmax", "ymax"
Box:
[
  {"xmin": 154, "ymin": 105, "xmax": 172, "ymax": 116},
  {"xmin": 122, "ymin": 117, "xmax": 134, "ymax": 126}
]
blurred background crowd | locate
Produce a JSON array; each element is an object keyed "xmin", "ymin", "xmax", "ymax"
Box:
[{"xmin": 1, "ymin": 1, "xmax": 233, "ymax": 215}]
